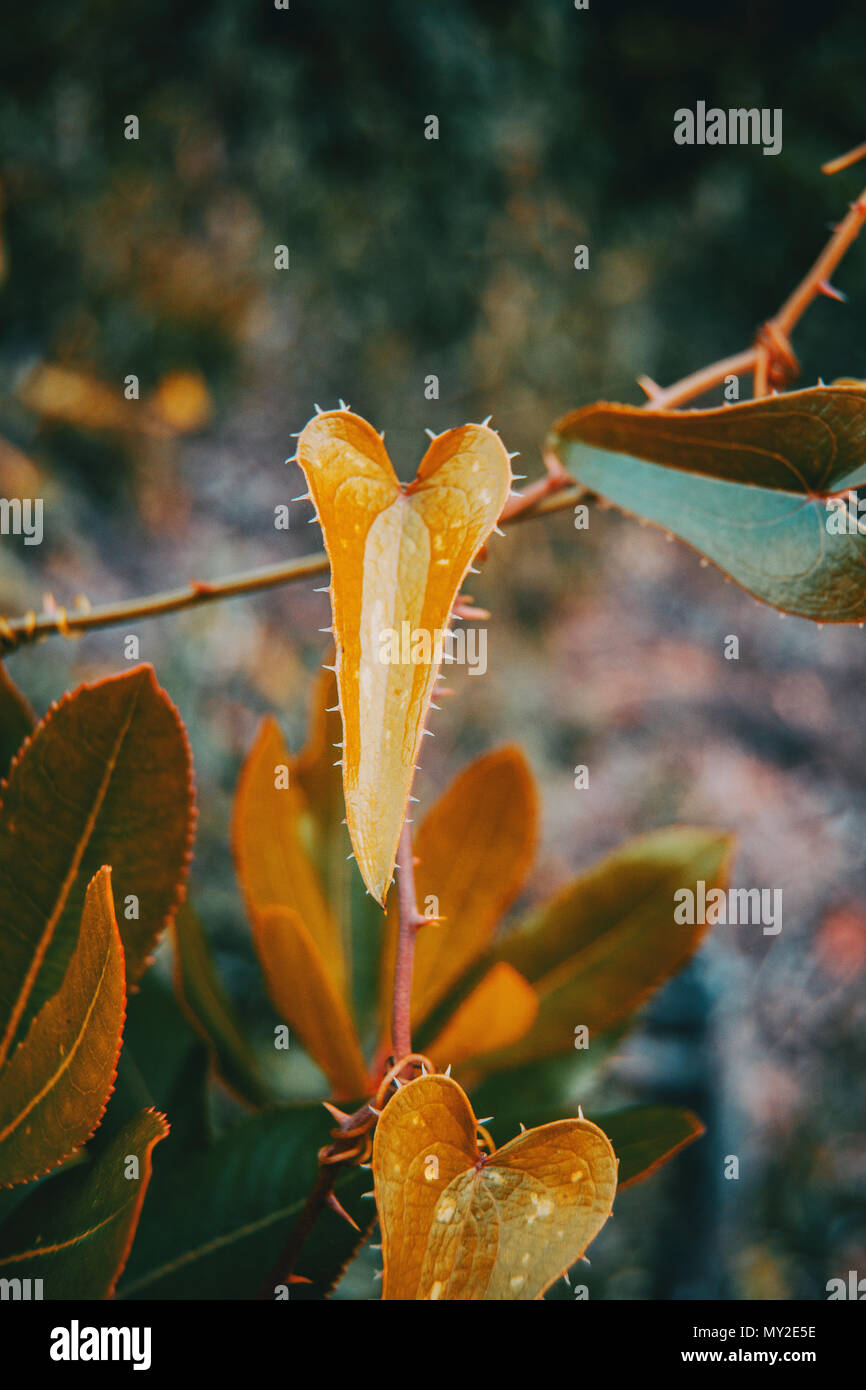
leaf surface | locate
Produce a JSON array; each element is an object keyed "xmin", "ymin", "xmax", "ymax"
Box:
[
  {"xmin": 551, "ymin": 386, "xmax": 866, "ymax": 622},
  {"xmin": 297, "ymin": 409, "xmax": 512, "ymax": 902},
  {"xmin": 480, "ymin": 827, "xmax": 734, "ymax": 1071},
  {"xmin": 117, "ymin": 1106, "xmax": 367, "ymax": 1300},
  {"xmin": 292, "ymin": 668, "xmax": 385, "ymax": 1041},
  {"xmin": 373, "ymin": 1074, "xmax": 616, "ymax": 1300},
  {"xmin": 0, "ymin": 867, "xmax": 125, "ymax": 1186},
  {"xmin": 252, "ymin": 906, "xmax": 369, "ymax": 1099},
  {"xmin": 173, "ymin": 903, "xmax": 272, "ymax": 1108},
  {"xmin": 598, "ymin": 1106, "xmax": 704, "ymax": 1189},
  {"xmin": 233, "ymin": 715, "xmax": 345, "ymax": 996},
  {"xmin": 0, "ymin": 665, "xmax": 194, "ymax": 1060},
  {"xmin": 382, "ymin": 746, "xmax": 537, "ymax": 1030},
  {"xmin": 0, "ymin": 662, "xmax": 34, "ymax": 777},
  {"xmin": 0, "ymin": 1108, "xmax": 168, "ymax": 1298},
  {"xmin": 426, "ymin": 963, "xmax": 537, "ymax": 1069}
]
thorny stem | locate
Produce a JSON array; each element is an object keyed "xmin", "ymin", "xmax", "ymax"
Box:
[
  {"xmin": 265, "ymin": 775, "xmax": 431, "ymax": 1290},
  {"xmin": 257, "ymin": 1166, "xmax": 335, "ymax": 1299},
  {"xmin": 0, "ymin": 482, "xmax": 581, "ymax": 657},
  {"xmin": 640, "ymin": 151, "xmax": 866, "ymax": 410},
  {"xmin": 392, "ymin": 821, "xmax": 426, "ymax": 1060},
  {"xmin": 262, "ymin": 1053, "xmax": 433, "ymax": 1291}
]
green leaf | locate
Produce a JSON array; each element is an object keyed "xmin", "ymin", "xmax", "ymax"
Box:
[
  {"xmin": 0, "ymin": 1108, "xmax": 169, "ymax": 1298},
  {"xmin": 0, "ymin": 665, "xmax": 195, "ymax": 1060},
  {"xmin": 95, "ymin": 965, "xmax": 210, "ymax": 1159},
  {"xmin": 550, "ymin": 386, "xmax": 866, "ymax": 622},
  {"xmin": 477, "ymin": 827, "xmax": 734, "ymax": 1072},
  {"xmin": 117, "ymin": 1107, "xmax": 368, "ymax": 1300},
  {"xmin": 173, "ymin": 903, "xmax": 275, "ymax": 1109},
  {"xmin": 464, "ymin": 1030, "xmax": 630, "ymax": 1136},
  {"xmin": 0, "ymin": 868, "xmax": 126, "ymax": 1186},
  {"xmin": 594, "ymin": 1105, "xmax": 704, "ymax": 1188},
  {"xmin": 0, "ymin": 662, "xmax": 34, "ymax": 779}
]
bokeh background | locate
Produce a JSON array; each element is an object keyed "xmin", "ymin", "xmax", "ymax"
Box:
[{"xmin": 2, "ymin": 0, "xmax": 865, "ymax": 1299}]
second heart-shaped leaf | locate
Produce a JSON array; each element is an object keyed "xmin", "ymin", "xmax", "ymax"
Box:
[
  {"xmin": 372, "ymin": 1073, "xmax": 617, "ymax": 1300},
  {"xmin": 297, "ymin": 410, "xmax": 512, "ymax": 903}
]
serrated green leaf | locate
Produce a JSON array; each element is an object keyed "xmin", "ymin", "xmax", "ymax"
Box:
[
  {"xmin": 0, "ymin": 665, "xmax": 195, "ymax": 1060},
  {"xmin": 117, "ymin": 1106, "xmax": 368, "ymax": 1300},
  {"xmin": 94, "ymin": 964, "xmax": 210, "ymax": 1159},
  {"xmin": 0, "ymin": 868, "xmax": 126, "ymax": 1186},
  {"xmin": 0, "ymin": 1108, "xmax": 169, "ymax": 1298},
  {"xmin": 476, "ymin": 827, "xmax": 733, "ymax": 1072},
  {"xmin": 0, "ymin": 662, "xmax": 34, "ymax": 779},
  {"xmin": 173, "ymin": 903, "xmax": 273, "ymax": 1109},
  {"xmin": 597, "ymin": 1105, "xmax": 704, "ymax": 1188}
]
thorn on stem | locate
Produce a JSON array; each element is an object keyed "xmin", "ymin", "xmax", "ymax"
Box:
[{"xmin": 326, "ymin": 1191, "xmax": 361, "ymax": 1232}]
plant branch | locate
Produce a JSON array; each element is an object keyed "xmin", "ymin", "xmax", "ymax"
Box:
[
  {"xmin": 640, "ymin": 157, "xmax": 866, "ymax": 410},
  {"xmin": 0, "ymin": 487, "xmax": 586, "ymax": 657},
  {"xmin": 0, "ymin": 552, "xmax": 329, "ymax": 656},
  {"xmin": 392, "ymin": 821, "xmax": 426, "ymax": 1060}
]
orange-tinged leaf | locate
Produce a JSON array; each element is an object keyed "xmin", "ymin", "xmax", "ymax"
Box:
[
  {"xmin": 382, "ymin": 746, "xmax": 537, "ymax": 1030},
  {"xmin": 601, "ymin": 1106, "xmax": 704, "ymax": 1189},
  {"xmin": 427, "ymin": 963, "xmax": 538, "ymax": 1069},
  {"xmin": 481, "ymin": 826, "xmax": 734, "ymax": 1072},
  {"xmin": 0, "ymin": 666, "xmax": 194, "ymax": 1063},
  {"xmin": 555, "ymin": 386, "xmax": 866, "ymax": 494},
  {"xmin": 373, "ymin": 1074, "xmax": 617, "ymax": 1300},
  {"xmin": 233, "ymin": 715, "xmax": 345, "ymax": 997},
  {"xmin": 291, "ymin": 666, "xmax": 344, "ymax": 851},
  {"xmin": 549, "ymin": 386, "xmax": 866, "ymax": 623},
  {"xmin": 0, "ymin": 867, "xmax": 125, "ymax": 1186},
  {"xmin": 297, "ymin": 410, "xmax": 512, "ymax": 903},
  {"xmin": 292, "ymin": 667, "xmax": 392, "ymax": 1040},
  {"xmin": 0, "ymin": 661, "xmax": 34, "ymax": 777},
  {"xmin": 0, "ymin": 1108, "xmax": 169, "ymax": 1298},
  {"xmin": 251, "ymin": 906, "xmax": 368, "ymax": 1099}
]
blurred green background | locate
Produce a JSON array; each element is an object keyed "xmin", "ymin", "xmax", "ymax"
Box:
[{"xmin": 1, "ymin": 0, "xmax": 865, "ymax": 1299}]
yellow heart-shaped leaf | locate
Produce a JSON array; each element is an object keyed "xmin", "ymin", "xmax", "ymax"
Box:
[
  {"xmin": 297, "ymin": 411, "xmax": 512, "ymax": 904},
  {"xmin": 372, "ymin": 1073, "xmax": 617, "ymax": 1300}
]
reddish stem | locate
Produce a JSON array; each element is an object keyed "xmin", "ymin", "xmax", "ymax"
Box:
[{"xmin": 391, "ymin": 821, "xmax": 425, "ymax": 1059}]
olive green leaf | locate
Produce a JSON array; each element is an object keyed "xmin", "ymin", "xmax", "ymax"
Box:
[
  {"xmin": 0, "ymin": 868, "xmax": 125, "ymax": 1186},
  {"xmin": 0, "ymin": 665, "xmax": 195, "ymax": 1059},
  {"xmin": 550, "ymin": 385, "xmax": 866, "ymax": 622},
  {"xmin": 476, "ymin": 827, "xmax": 734, "ymax": 1072},
  {"xmin": 117, "ymin": 1106, "xmax": 368, "ymax": 1300},
  {"xmin": 0, "ymin": 662, "xmax": 34, "ymax": 779},
  {"xmin": 0, "ymin": 1108, "xmax": 169, "ymax": 1298},
  {"xmin": 173, "ymin": 903, "xmax": 273, "ymax": 1109}
]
